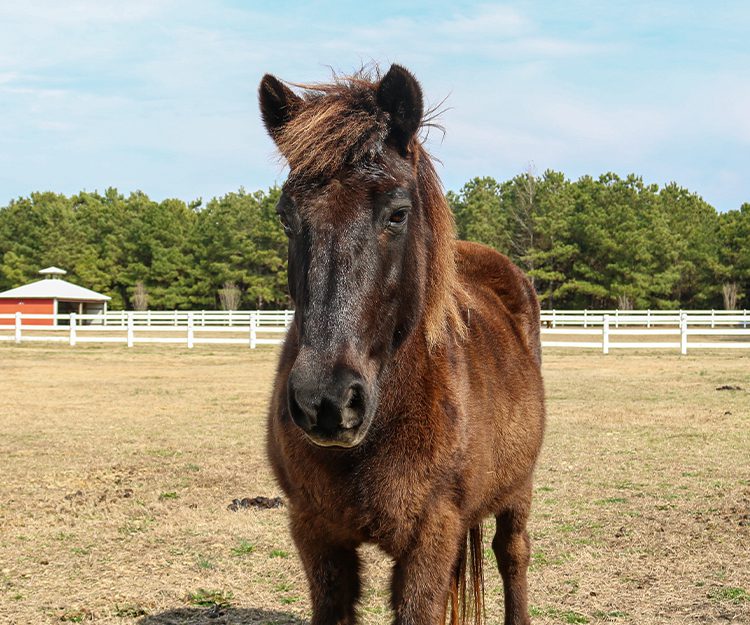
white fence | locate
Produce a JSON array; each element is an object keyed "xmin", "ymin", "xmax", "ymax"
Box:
[
  {"xmin": 539, "ymin": 312, "xmax": 750, "ymax": 353},
  {"xmin": 0, "ymin": 311, "xmax": 291, "ymax": 349},
  {"xmin": 98, "ymin": 309, "xmax": 295, "ymax": 328},
  {"xmin": 1, "ymin": 309, "xmax": 749, "ymax": 353},
  {"xmin": 540, "ymin": 308, "xmax": 749, "ymax": 329}
]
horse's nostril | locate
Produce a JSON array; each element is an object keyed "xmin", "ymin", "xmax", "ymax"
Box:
[
  {"xmin": 289, "ymin": 383, "xmax": 319, "ymax": 429},
  {"xmin": 295, "ymin": 391, "xmax": 318, "ymax": 420},
  {"xmin": 345, "ymin": 384, "xmax": 365, "ymax": 412},
  {"xmin": 339, "ymin": 383, "xmax": 366, "ymax": 430},
  {"xmin": 344, "ymin": 387, "xmax": 356, "ymax": 409}
]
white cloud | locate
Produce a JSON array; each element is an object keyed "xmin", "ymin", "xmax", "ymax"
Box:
[{"xmin": 438, "ymin": 4, "xmax": 529, "ymax": 36}]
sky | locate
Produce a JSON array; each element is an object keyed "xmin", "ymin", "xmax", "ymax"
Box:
[{"xmin": 1, "ymin": 1, "xmax": 749, "ymax": 211}]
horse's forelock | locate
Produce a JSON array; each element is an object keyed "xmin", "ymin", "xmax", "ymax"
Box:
[{"xmin": 275, "ymin": 75, "xmax": 390, "ymax": 179}]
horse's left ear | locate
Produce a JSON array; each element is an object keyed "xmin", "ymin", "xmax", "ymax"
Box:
[{"xmin": 376, "ymin": 64, "xmax": 424, "ymax": 155}]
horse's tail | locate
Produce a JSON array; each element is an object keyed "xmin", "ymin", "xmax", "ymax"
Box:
[{"xmin": 445, "ymin": 524, "xmax": 485, "ymax": 625}]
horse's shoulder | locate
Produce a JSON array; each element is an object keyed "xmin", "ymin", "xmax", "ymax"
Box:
[
  {"xmin": 455, "ymin": 241, "xmax": 534, "ymax": 305},
  {"xmin": 455, "ymin": 240, "xmax": 541, "ymax": 361}
]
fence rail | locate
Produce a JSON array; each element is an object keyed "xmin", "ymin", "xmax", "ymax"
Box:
[
  {"xmin": 1, "ymin": 310, "xmax": 749, "ymax": 353},
  {"xmin": 539, "ymin": 308, "xmax": 749, "ymax": 328},
  {"xmin": 97, "ymin": 309, "xmax": 295, "ymax": 327},
  {"xmin": 0, "ymin": 311, "xmax": 289, "ymax": 349}
]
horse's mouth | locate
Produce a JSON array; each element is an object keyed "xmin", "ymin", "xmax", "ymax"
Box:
[{"xmin": 304, "ymin": 423, "xmax": 369, "ymax": 449}]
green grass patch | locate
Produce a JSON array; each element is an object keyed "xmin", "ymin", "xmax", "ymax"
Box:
[
  {"xmin": 196, "ymin": 555, "xmax": 215, "ymax": 570},
  {"xmin": 187, "ymin": 588, "xmax": 233, "ymax": 608},
  {"xmin": 113, "ymin": 604, "xmax": 147, "ymax": 617},
  {"xmin": 559, "ymin": 522, "xmax": 576, "ymax": 533},
  {"xmin": 594, "ymin": 497, "xmax": 628, "ymax": 505},
  {"xmin": 231, "ymin": 540, "xmax": 255, "ymax": 556},
  {"xmin": 593, "ymin": 610, "xmax": 629, "ymax": 618},
  {"xmin": 530, "ymin": 549, "xmax": 572, "ymax": 569},
  {"xmin": 269, "ymin": 549, "xmax": 289, "ymax": 558},
  {"xmin": 529, "ymin": 606, "xmax": 590, "ymax": 623},
  {"xmin": 709, "ymin": 586, "xmax": 750, "ymax": 603},
  {"xmin": 146, "ymin": 448, "xmax": 182, "ymax": 458}
]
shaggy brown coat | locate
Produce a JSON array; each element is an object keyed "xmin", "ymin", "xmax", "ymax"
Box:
[{"xmin": 260, "ymin": 65, "xmax": 545, "ymax": 625}]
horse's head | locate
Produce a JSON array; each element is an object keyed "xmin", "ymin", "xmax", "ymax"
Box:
[{"xmin": 259, "ymin": 65, "xmax": 458, "ymax": 448}]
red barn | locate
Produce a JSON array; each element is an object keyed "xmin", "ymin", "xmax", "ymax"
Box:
[{"xmin": 0, "ymin": 267, "xmax": 111, "ymax": 326}]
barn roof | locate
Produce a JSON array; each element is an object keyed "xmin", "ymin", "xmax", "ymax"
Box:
[
  {"xmin": 0, "ymin": 278, "xmax": 111, "ymax": 301},
  {"xmin": 39, "ymin": 266, "xmax": 67, "ymax": 276}
]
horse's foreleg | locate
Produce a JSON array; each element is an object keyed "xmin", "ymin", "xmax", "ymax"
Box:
[
  {"xmin": 290, "ymin": 515, "xmax": 361, "ymax": 625},
  {"xmin": 492, "ymin": 486, "xmax": 533, "ymax": 625},
  {"xmin": 390, "ymin": 506, "xmax": 464, "ymax": 625}
]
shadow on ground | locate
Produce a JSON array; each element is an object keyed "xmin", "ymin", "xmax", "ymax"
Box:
[{"xmin": 139, "ymin": 607, "xmax": 306, "ymax": 625}]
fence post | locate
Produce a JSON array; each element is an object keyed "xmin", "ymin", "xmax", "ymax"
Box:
[
  {"xmin": 615, "ymin": 309, "xmax": 619, "ymax": 328},
  {"xmin": 583, "ymin": 309, "xmax": 588, "ymax": 328},
  {"xmin": 647, "ymin": 309, "xmax": 651, "ymax": 328},
  {"xmin": 680, "ymin": 313, "xmax": 688, "ymax": 355},
  {"xmin": 127, "ymin": 312, "xmax": 134, "ymax": 348},
  {"xmin": 710, "ymin": 309, "xmax": 715, "ymax": 329},
  {"xmin": 147, "ymin": 310, "xmax": 151, "ymax": 327},
  {"xmin": 69, "ymin": 313, "xmax": 77, "ymax": 346},
  {"xmin": 745, "ymin": 309, "xmax": 748, "ymax": 329},
  {"xmin": 249, "ymin": 312, "xmax": 257, "ymax": 349},
  {"xmin": 201, "ymin": 310, "xmax": 206, "ymax": 327},
  {"xmin": 552, "ymin": 309, "xmax": 556, "ymax": 328},
  {"xmin": 187, "ymin": 312, "xmax": 194, "ymax": 349},
  {"xmin": 14, "ymin": 312, "xmax": 22, "ymax": 344},
  {"xmin": 602, "ymin": 314, "xmax": 610, "ymax": 355}
]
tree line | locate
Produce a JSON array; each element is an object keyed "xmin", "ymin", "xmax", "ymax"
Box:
[
  {"xmin": 449, "ymin": 171, "xmax": 748, "ymax": 310},
  {"xmin": 0, "ymin": 187, "xmax": 286, "ymax": 310},
  {"xmin": 0, "ymin": 171, "xmax": 747, "ymax": 310}
]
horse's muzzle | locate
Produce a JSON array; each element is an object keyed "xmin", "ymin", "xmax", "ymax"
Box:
[{"xmin": 287, "ymin": 364, "xmax": 374, "ymax": 448}]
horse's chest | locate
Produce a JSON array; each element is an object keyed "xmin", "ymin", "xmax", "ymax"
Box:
[
  {"xmin": 292, "ymin": 453, "xmax": 436, "ymax": 552},
  {"xmin": 355, "ymin": 453, "xmax": 453, "ymax": 552},
  {"xmin": 280, "ymin": 410, "xmax": 462, "ymax": 552}
]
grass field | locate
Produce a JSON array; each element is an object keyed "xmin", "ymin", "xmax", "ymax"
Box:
[{"xmin": 1, "ymin": 344, "xmax": 748, "ymax": 625}]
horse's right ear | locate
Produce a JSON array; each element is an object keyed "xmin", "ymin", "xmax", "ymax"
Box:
[{"xmin": 259, "ymin": 74, "xmax": 301, "ymax": 140}]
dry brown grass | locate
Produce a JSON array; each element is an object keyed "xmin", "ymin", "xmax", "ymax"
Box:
[{"xmin": 0, "ymin": 344, "xmax": 748, "ymax": 625}]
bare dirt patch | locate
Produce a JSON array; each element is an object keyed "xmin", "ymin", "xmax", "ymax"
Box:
[{"xmin": 1, "ymin": 345, "xmax": 748, "ymax": 624}]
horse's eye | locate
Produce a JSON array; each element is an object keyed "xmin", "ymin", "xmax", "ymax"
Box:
[
  {"xmin": 278, "ymin": 213, "xmax": 293, "ymax": 237},
  {"xmin": 388, "ymin": 208, "xmax": 409, "ymax": 227}
]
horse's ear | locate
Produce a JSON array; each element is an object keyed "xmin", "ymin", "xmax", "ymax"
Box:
[
  {"xmin": 259, "ymin": 74, "xmax": 302, "ymax": 140},
  {"xmin": 376, "ymin": 64, "xmax": 423, "ymax": 154}
]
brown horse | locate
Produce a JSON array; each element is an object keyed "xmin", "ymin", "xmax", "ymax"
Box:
[{"xmin": 259, "ymin": 65, "xmax": 545, "ymax": 625}]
